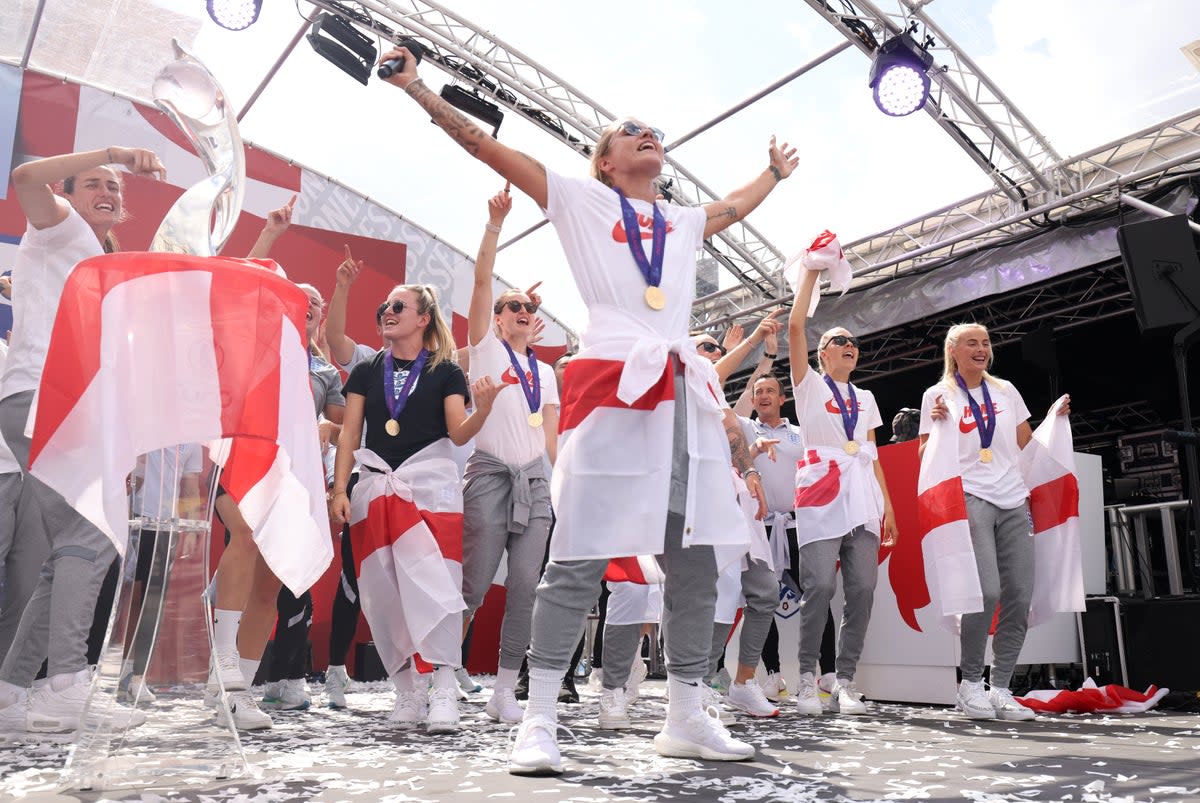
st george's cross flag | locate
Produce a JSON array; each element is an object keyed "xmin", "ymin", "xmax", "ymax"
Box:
[
  {"xmin": 27, "ymin": 252, "xmax": 331, "ymax": 595},
  {"xmin": 1017, "ymin": 678, "xmax": 1168, "ymax": 714},
  {"xmin": 604, "ymin": 555, "xmax": 666, "ymax": 585}
]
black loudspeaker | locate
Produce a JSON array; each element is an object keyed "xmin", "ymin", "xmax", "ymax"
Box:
[
  {"xmin": 1079, "ymin": 596, "xmax": 1200, "ymax": 691},
  {"xmin": 1117, "ymin": 214, "xmax": 1200, "ymax": 333},
  {"xmin": 353, "ymin": 641, "xmax": 388, "ymax": 682}
]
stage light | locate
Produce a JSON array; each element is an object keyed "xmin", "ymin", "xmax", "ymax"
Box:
[
  {"xmin": 440, "ymin": 84, "xmax": 504, "ymax": 137},
  {"xmin": 868, "ymin": 33, "xmax": 934, "ymax": 117},
  {"xmin": 206, "ymin": 0, "xmax": 262, "ymax": 31},
  {"xmin": 307, "ymin": 12, "xmax": 377, "ymax": 86}
]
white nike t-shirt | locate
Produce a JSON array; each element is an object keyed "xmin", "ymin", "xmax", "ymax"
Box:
[{"xmin": 468, "ymin": 329, "xmax": 559, "ymax": 466}]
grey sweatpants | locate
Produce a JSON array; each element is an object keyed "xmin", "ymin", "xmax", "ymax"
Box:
[
  {"xmin": 960, "ymin": 494, "xmax": 1035, "ymax": 689},
  {"xmin": 461, "ymin": 451, "xmax": 552, "ymax": 671},
  {"xmin": 0, "ymin": 469, "xmax": 36, "ymax": 663},
  {"xmin": 600, "ymin": 622, "xmax": 643, "ymax": 691},
  {"xmin": 736, "ymin": 558, "xmax": 779, "ymax": 669},
  {"xmin": 796, "ymin": 525, "xmax": 879, "ymax": 680},
  {"xmin": 527, "ymin": 368, "xmax": 718, "ymax": 680},
  {"xmin": 0, "ymin": 391, "xmax": 118, "ymax": 684}
]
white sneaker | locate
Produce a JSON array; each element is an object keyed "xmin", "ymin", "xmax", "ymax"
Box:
[
  {"xmin": 508, "ymin": 714, "xmax": 562, "ymax": 775},
  {"xmin": 262, "ymin": 677, "xmax": 311, "ymax": 710},
  {"xmin": 26, "ymin": 670, "xmax": 147, "ymax": 733},
  {"xmin": 215, "ymin": 690, "xmax": 273, "ymax": 730},
  {"xmin": 388, "ymin": 690, "xmax": 426, "ymax": 727},
  {"xmin": 830, "ymin": 678, "xmax": 867, "ymax": 715},
  {"xmin": 989, "ymin": 687, "xmax": 1035, "ymax": 721},
  {"xmin": 762, "ymin": 671, "xmax": 788, "ymax": 702},
  {"xmin": 956, "ymin": 679, "xmax": 996, "ymax": 720},
  {"xmin": 325, "ymin": 665, "xmax": 350, "ymax": 709},
  {"xmin": 486, "ymin": 686, "xmax": 524, "ymax": 724},
  {"xmin": 654, "ymin": 707, "xmax": 755, "ymax": 761},
  {"xmin": 117, "ymin": 675, "xmax": 156, "ymax": 705},
  {"xmin": 598, "ymin": 687, "xmax": 632, "ymax": 729},
  {"xmin": 627, "ymin": 657, "xmax": 648, "ymax": 702},
  {"xmin": 710, "ymin": 667, "xmax": 731, "ymax": 694},
  {"xmin": 702, "ymin": 685, "xmax": 736, "ymax": 725},
  {"xmin": 208, "ymin": 650, "xmax": 247, "ymax": 693},
  {"xmin": 454, "ymin": 667, "xmax": 481, "ymax": 697},
  {"xmin": 793, "ymin": 671, "xmax": 823, "ymax": 716},
  {"xmin": 0, "ymin": 690, "xmax": 29, "ymax": 733},
  {"xmin": 426, "ymin": 686, "xmax": 460, "ymax": 733},
  {"xmin": 727, "ymin": 679, "xmax": 780, "ymax": 718}
]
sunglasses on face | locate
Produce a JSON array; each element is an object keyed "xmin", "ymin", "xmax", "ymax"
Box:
[
  {"xmin": 618, "ymin": 120, "xmax": 665, "ymax": 142},
  {"xmin": 495, "ymin": 300, "xmax": 539, "ymax": 315},
  {"xmin": 825, "ymin": 334, "xmax": 860, "ymax": 349},
  {"xmin": 697, "ymin": 341, "xmax": 727, "ymax": 355},
  {"xmin": 376, "ymin": 300, "xmax": 409, "ymax": 320}
]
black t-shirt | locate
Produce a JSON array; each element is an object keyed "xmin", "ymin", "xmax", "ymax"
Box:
[{"xmin": 343, "ymin": 350, "xmax": 470, "ymax": 469}]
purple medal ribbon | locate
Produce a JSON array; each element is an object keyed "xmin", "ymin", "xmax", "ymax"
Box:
[
  {"xmin": 384, "ymin": 348, "xmax": 429, "ymax": 422},
  {"xmin": 615, "ymin": 189, "xmax": 666, "ymax": 291},
  {"xmin": 955, "ymin": 372, "xmax": 996, "ymax": 449},
  {"xmin": 823, "ymin": 374, "xmax": 860, "ymax": 442},
  {"xmin": 501, "ymin": 339, "xmax": 541, "ymax": 415}
]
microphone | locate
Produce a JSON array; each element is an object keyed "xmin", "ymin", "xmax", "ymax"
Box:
[{"xmin": 377, "ymin": 37, "xmax": 425, "ymax": 79}]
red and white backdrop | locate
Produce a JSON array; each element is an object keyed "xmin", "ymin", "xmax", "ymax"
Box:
[{"xmin": 0, "ymin": 71, "xmax": 571, "ymax": 679}]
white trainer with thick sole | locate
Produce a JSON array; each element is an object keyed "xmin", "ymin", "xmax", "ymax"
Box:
[
  {"xmin": 508, "ymin": 715, "xmax": 563, "ymax": 775},
  {"xmin": 653, "ymin": 707, "xmax": 755, "ymax": 761},
  {"xmin": 727, "ymin": 679, "xmax": 780, "ymax": 718},
  {"xmin": 486, "ymin": 686, "xmax": 524, "ymax": 724}
]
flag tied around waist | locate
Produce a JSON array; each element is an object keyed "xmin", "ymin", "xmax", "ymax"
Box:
[{"xmin": 27, "ymin": 252, "xmax": 332, "ymax": 595}]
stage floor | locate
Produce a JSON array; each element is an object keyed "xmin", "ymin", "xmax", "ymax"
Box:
[{"xmin": 2, "ymin": 678, "xmax": 1197, "ymax": 802}]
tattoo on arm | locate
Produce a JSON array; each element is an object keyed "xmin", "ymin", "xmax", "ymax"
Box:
[
  {"xmin": 768, "ymin": 165, "xmax": 782, "ymax": 182},
  {"xmin": 406, "ymin": 79, "xmax": 488, "ymax": 157},
  {"xmin": 708, "ymin": 205, "xmax": 738, "ymax": 223},
  {"xmin": 519, "ymin": 151, "xmax": 547, "ymax": 178},
  {"xmin": 726, "ymin": 420, "xmax": 753, "ymax": 475}
]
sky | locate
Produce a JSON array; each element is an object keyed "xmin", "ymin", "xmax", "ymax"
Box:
[{"xmin": 12, "ymin": 0, "xmax": 1200, "ymax": 330}]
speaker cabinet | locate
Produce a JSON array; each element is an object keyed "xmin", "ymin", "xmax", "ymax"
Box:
[
  {"xmin": 1079, "ymin": 595, "xmax": 1200, "ymax": 691},
  {"xmin": 1117, "ymin": 214, "xmax": 1200, "ymax": 333}
]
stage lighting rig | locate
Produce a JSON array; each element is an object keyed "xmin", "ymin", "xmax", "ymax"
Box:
[
  {"xmin": 440, "ymin": 85, "xmax": 505, "ymax": 137},
  {"xmin": 307, "ymin": 12, "xmax": 377, "ymax": 86},
  {"xmin": 207, "ymin": 0, "xmax": 262, "ymax": 31},
  {"xmin": 868, "ymin": 31, "xmax": 934, "ymax": 117}
]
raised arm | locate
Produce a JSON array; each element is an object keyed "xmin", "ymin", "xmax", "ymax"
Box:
[
  {"xmin": 326, "ymin": 246, "xmax": 362, "ymax": 367},
  {"xmin": 715, "ymin": 309, "xmax": 782, "ymax": 386},
  {"xmin": 245, "ymin": 194, "xmax": 296, "ymax": 260},
  {"xmin": 382, "ymin": 47, "xmax": 549, "ymax": 209},
  {"xmin": 702, "ymin": 136, "xmax": 797, "ymax": 239},
  {"xmin": 468, "ymin": 185, "xmax": 513, "ymax": 347},
  {"xmin": 12, "ymin": 147, "xmax": 165, "ymax": 229},
  {"xmin": 788, "ymin": 268, "xmax": 820, "ymax": 388}
]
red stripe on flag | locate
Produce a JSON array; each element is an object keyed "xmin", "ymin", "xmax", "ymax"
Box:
[
  {"xmin": 917, "ymin": 476, "xmax": 968, "ymax": 535},
  {"xmin": 350, "ymin": 497, "xmax": 463, "ymax": 577},
  {"xmin": 19, "ymin": 74, "xmax": 80, "ymax": 159},
  {"xmin": 794, "ymin": 458, "xmax": 842, "ymax": 508},
  {"xmin": 424, "ymin": 511, "xmax": 464, "ymax": 564},
  {"xmin": 558, "ymin": 358, "xmax": 674, "ymax": 433},
  {"xmin": 605, "ymin": 557, "xmax": 650, "ymax": 584},
  {"xmin": 1029, "ymin": 473, "xmax": 1079, "ymax": 533}
]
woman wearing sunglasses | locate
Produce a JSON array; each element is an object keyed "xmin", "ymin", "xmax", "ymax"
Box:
[
  {"xmin": 328, "ymin": 284, "xmax": 500, "ymax": 732},
  {"xmin": 786, "ymin": 267, "xmax": 898, "ymax": 718},
  {"xmin": 460, "ymin": 185, "xmax": 560, "ymax": 725},
  {"xmin": 382, "ymin": 46, "xmax": 796, "ymax": 773}
]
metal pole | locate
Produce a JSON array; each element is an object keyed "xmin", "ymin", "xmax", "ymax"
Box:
[
  {"xmin": 497, "ymin": 218, "xmax": 550, "ymax": 252},
  {"xmin": 664, "ymin": 41, "xmax": 852, "ymax": 153},
  {"xmin": 237, "ymin": 18, "xmax": 314, "ymax": 123},
  {"xmin": 20, "ymin": 0, "xmax": 50, "ymax": 69},
  {"xmin": 1119, "ymin": 192, "xmax": 1200, "ymax": 235}
]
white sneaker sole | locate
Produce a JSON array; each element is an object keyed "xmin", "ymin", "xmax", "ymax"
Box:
[
  {"xmin": 728, "ymin": 697, "xmax": 779, "ymax": 718},
  {"xmin": 486, "ymin": 705, "xmax": 523, "ymax": 725},
  {"xmin": 956, "ymin": 703, "xmax": 997, "ymax": 720},
  {"xmin": 995, "ymin": 708, "xmax": 1035, "ymax": 721},
  {"xmin": 426, "ymin": 718, "xmax": 459, "ymax": 733},
  {"xmin": 793, "ymin": 701, "xmax": 823, "ymax": 716},
  {"xmin": 597, "ymin": 713, "xmax": 633, "ymax": 729},
  {"xmin": 508, "ymin": 758, "xmax": 563, "ymax": 776},
  {"xmin": 652, "ymin": 731, "xmax": 754, "ymax": 761}
]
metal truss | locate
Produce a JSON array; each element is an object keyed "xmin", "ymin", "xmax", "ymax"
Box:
[
  {"xmin": 1070, "ymin": 401, "xmax": 1163, "ymax": 451},
  {"xmin": 305, "ymin": 0, "xmax": 787, "ymax": 298}
]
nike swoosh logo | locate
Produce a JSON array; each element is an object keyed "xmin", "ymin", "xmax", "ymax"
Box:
[
  {"xmin": 958, "ymin": 404, "xmax": 1003, "ymax": 434},
  {"xmin": 500, "ymin": 365, "xmax": 535, "ymax": 386},
  {"xmin": 824, "ymin": 399, "xmax": 865, "ymax": 414}
]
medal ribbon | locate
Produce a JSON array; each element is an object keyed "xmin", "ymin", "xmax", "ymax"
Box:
[
  {"xmin": 955, "ymin": 372, "xmax": 996, "ymax": 450},
  {"xmin": 501, "ymin": 339, "xmax": 541, "ymax": 415},
  {"xmin": 823, "ymin": 375, "xmax": 859, "ymax": 442},
  {"xmin": 615, "ymin": 189, "xmax": 666, "ymax": 291},
  {"xmin": 384, "ymin": 348, "xmax": 429, "ymax": 422}
]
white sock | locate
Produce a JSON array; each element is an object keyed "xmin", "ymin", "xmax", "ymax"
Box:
[
  {"xmin": 240, "ymin": 658, "xmax": 261, "ymax": 686},
  {"xmin": 391, "ymin": 666, "xmax": 416, "ymax": 693},
  {"xmin": 431, "ymin": 665, "xmax": 456, "ymax": 690},
  {"xmin": 213, "ymin": 609, "xmax": 241, "ymax": 654},
  {"xmin": 525, "ymin": 667, "xmax": 561, "ymax": 721},
  {"xmin": 667, "ymin": 674, "xmax": 706, "ymax": 721},
  {"xmin": 494, "ymin": 666, "xmax": 520, "ymax": 691},
  {"xmin": 49, "ymin": 670, "xmax": 87, "ymax": 692}
]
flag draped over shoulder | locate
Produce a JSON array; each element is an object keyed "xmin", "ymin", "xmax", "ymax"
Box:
[
  {"xmin": 1019, "ymin": 395, "xmax": 1085, "ymax": 626},
  {"xmin": 349, "ymin": 445, "xmax": 466, "ymax": 674},
  {"xmin": 916, "ymin": 415, "xmax": 983, "ymax": 623},
  {"xmin": 27, "ymin": 252, "xmax": 331, "ymax": 595}
]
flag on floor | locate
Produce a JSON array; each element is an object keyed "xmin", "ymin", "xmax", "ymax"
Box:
[{"xmin": 1017, "ymin": 678, "xmax": 1168, "ymax": 714}]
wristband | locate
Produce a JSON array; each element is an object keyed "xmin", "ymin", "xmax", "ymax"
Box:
[
  {"xmin": 485, "ymin": 223, "xmax": 501, "ymax": 234},
  {"xmin": 743, "ymin": 469, "xmax": 761, "ymax": 479},
  {"xmin": 762, "ymin": 352, "xmax": 777, "ymax": 359},
  {"xmin": 404, "ymin": 77, "xmax": 425, "ymax": 95}
]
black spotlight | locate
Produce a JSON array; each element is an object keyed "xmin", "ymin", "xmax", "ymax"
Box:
[
  {"xmin": 868, "ymin": 32, "xmax": 934, "ymax": 117},
  {"xmin": 440, "ymin": 85, "xmax": 504, "ymax": 138},
  {"xmin": 307, "ymin": 12, "xmax": 377, "ymax": 86},
  {"xmin": 206, "ymin": 0, "xmax": 262, "ymax": 31}
]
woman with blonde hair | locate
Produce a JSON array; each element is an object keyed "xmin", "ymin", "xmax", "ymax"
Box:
[{"xmin": 919, "ymin": 322, "xmax": 1069, "ymax": 721}]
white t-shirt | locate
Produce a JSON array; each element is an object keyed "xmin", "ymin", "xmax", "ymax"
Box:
[
  {"xmin": 468, "ymin": 329, "xmax": 559, "ymax": 466},
  {"xmin": 3, "ymin": 207, "xmax": 104, "ymax": 399},
  {"xmin": 792, "ymin": 368, "xmax": 883, "ymax": 450},
  {"xmin": 134, "ymin": 443, "xmax": 203, "ymax": 518},
  {"xmin": 0, "ymin": 341, "xmax": 19, "ymax": 474},
  {"xmin": 919, "ymin": 379, "xmax": 1031, "ymax": 509},
  {"xmin": 741, "ymin": 415, "xmax": 805, "ymax": 515},
  {"xmin": 545, "ymin": 170, "xmax": 705, "ymax": 341},
  {"xmin": 336, "ymin": 342, "xmax": 380, "ymax": 375}
]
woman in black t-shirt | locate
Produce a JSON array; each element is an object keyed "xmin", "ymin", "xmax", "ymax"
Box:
[{"xmin": 329, "ymin": 283, "xmax": 500, "ymax": 734}]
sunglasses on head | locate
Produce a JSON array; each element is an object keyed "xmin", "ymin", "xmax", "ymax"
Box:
[
  {"xmin": 495, "ymin": 299, "xmax": 539, "ymax": 315},
  {"xmin": 618, "ymin": 120, "xmax": 665, "ymax": 142},
  {"xmin": 825, "ymin": 334, "xmax": 860, "ymax": 349},
  {"xmin": 698, "ymin": 341, "xmax": 727, "ymax": 355},
  {"xmin": 376, "ymin": 300, "xmax": 409, "ymax": 321}
]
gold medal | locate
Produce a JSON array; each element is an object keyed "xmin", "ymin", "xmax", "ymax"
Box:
[
  {"xmin": 844, "ymin": 440, "xmax": 859, "ymax": 455},
  {"xmin": 644, "ymin": 286, "xmax": 666, "ymax": 310},
  {"xmin": 980, "ymin": 447, "xmax": 993, "ymax": 463},
  {"xmin": 527, "ymin": 411, "xmax": 544, "ymax": 428},
  {"xmin": 385, "ymin": 419, "xmax": 400, "ymax": 437}
]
